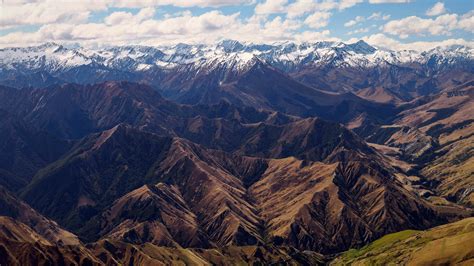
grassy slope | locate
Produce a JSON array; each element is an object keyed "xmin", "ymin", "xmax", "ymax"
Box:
[
  {"xmin": 332, "ymin": 217, "xmax": 474, "ymax": 265},
  {"xmin": 422, "ymin": 134, "xmax": 474, "ymax": 207}
]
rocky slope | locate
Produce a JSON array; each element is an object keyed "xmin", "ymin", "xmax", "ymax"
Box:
[
  {"xmin": 0, "ymin": 72, "xmax": 470, "ymax": 264},
  {"xmin": 0, "ymin": 186, "xmax": 80, "ymax": 246},
  {"xmin": 360, "ymin": 82, "xmax": 474, "ymax": 207},
  {"xmin": 0, "ymin": 217, "xmax": 100, "ymax": 266},
  {"xmin": 0, "ymin": 215, "xmax": 324, "ymax": 265},
  {"xmin": 20, "ymin": 124, "xmax": 468, "ymax": 254}
]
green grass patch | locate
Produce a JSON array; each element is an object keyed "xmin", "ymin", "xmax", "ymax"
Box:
[{"xmin": 342, "ymin": 230, "xmax": 419, "ymax": 260}]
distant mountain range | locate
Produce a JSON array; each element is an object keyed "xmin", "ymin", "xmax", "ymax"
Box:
[{"xmin": 1, "ymin": 40, "xmax": 473, "ymax": 103}]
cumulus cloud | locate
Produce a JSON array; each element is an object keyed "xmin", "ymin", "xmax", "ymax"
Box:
[
  {"xmin": 0, "ymin": 10, "xmax": 304, "ymax": 47},
  {"xmin": 362, "ymin": 33, "xmax": 474, "ymax": 51},
  {"xmin": 367, "ymin": 12, "xmax": 390, "ymax": 20},
  {"xmin": 104, "ymin": 8, "xmax": 155, "ymax": 25},
  {"xmin": 111, "ymin": 0, "xmax": 254, "ymax": 8},
  {"xmin": 0, "ymin": 0, "xmax": 106, "ymax": 29},
  {"xmin": 304, "ymin": 12, "xmax": 331, "ymax": 29},
  {"xmin": 368, "ymin": 0, "xmax": 410, "ymax": 3},
  {"xmin": 458, "ymin": 11, "xmax": 474, "ymax": 32},
  {"xmin": 294, "ymin": 29, "xmax": 339, "ymax": 42},
  {"xmin": 0, "ymin": 0, "xmax": 472, "ymax": 51},
  {"xmin": 0, "ymin": 0, "xmax": 253, "ymax": 29},
  {"xmin": 343, "ymin": 12, "xmax": 390, "ymax": 29},
  {"xmin": 383, "ymin": 14, "xmax": 459, "ymax": 38},
  {"xmin": 338, "ymin": 0, "xmax": 364, "ymax": 10},
  {"xmin": 255, "ymin": 0, "xmax": 363, "ymax": 18},
  {"xmin": 426, "ymin": 2, "xmax": 446, "ymax": 16},
  {"xmin": 286, "ymin": 0, "xmax": 318, "ymax": 18},
  {"xmin": 254, "ymin": 0, "xmax": 288, "ymax": 15},
  {"xmin": 347, "ymin": 28, "xmax": 369, "ymax": 35},
  {"xmin": 383, "ymin": 11, "xmax": 474, "ymax": 39},
  {"xmin": 344, "ymin": 16, "xmax": 365, "ymax": 27}
]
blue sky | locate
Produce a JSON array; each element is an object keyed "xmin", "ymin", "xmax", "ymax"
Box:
[{"xmin": 0, "ymin": 0, "xmax": 472, "ymax": 50}]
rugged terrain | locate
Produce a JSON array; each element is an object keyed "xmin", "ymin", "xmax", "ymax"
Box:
[{"xmin": 0, "ymin": 40, "xmax": 472, "ymax": 264}]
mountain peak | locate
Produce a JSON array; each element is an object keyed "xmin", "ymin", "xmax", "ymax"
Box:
[
  {"xmin": 346, "ymin": 40, "xmax": 376, "ymax": 54},
  {"xmin": 36, "ymin": 42, "xmax": 63, "ymax": 50},
  {"xmin": 217, "ymin": 39, "xmax": 245, "ymax": 53},
  {"xmin": 0, "ymin": 40, "xmax": 472, "ymax": 85}
]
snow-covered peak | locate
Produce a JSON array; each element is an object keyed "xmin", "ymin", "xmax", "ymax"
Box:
[
  {"xmin": 0, "ymin": 40, "xmax": 472, "ymax": 74},
  {"xmin": 0, "ymin": 42, "xmax": 92, "ymax": 72},
  {"xmin": 345, "ymin": 40, "xmax": 376, "ymax": 55},
  {"xmin": 217, "ymin": 39, "xmax": 245, "ymax": 53}
]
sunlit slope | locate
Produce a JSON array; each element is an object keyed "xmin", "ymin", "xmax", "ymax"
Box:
[{"xmin": 332, "ymin": 217, "xmax": 474, "ymax": 265}]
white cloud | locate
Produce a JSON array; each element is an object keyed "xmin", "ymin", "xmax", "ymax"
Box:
[
  {"xmin": 367, "ymin": 12, "xmax": 391, "ymax": 20},
  {"xmin": 362, "ymin": 33, "xmax": 474, "ymax": 51},
  {"xmin": 338, "ymin": 0, "xmax": 363, "ymax": 10},
  {"xmin": 255, "ymin": 0, "xmax": 363, "ymax": 18},
  {"xmin": 383, "ymin": 14, "xmax": 459, "ymax": 38},
  {"xmin": 0, "ymin": 0, "xmax": 106, "ymax": 29},
  {"xmin": 304, "ymin": 12, "xmax": 331, "ymax": 29},
  {"xmin": 0, "ymin": 0, "xmax": 254, "ymax": 29},
  {"xmin": 254, "ymin": 0, "xmax": 287, "ymax": 15},
  {"xmin": 344, "ymin": 16, "xmax": 365, "ymax": 27},
  {"xmin": 0, "ymin": 0, "xmax": 471, "ymax": 51},
  {"xmin": 111, "ymin": 0, "xmax": 255, "ymax": 8},
  {"xmin": 104, "ymin": 8, "xmax": 155, "ymax": 25},
  {"xmin": 347, "ymin": 27, "xmax": 369, "ymax": 35},
  {"xmin": 426, "ymin": 2, "xmax": 446, "ymax": 16},
  {"xmin": 286, "ymin": 0, "xmax": 318, "ymax": 18},
  {"xmin": 0, "ymin": 10, "xmax": 304, "ymax": 47},
  {"xmin": 294, "ymin": 29, "xmax": 339, "ymax": 42},
  {"xmin": 458, "ymin": 11, "xmax": 474, "ymax": 32},
  {"xmin": 368, "ymin": 0, "xmax": 410, "ymax": 3}
]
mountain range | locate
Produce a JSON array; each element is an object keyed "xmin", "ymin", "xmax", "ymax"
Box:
[
  {"xmin": 1, "ymin": 40, "xmax": 472, "ymax": 103},
  {"xmin": 0, "ymin": 40, "xmax": 472, "ymax": 265}
]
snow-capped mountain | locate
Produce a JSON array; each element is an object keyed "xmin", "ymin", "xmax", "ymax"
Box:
[
  {"xmin": 0, "ymin": 40, "xmax": 473, "ymax": 104},
  {"xmin": 1, "ymin": 40, "xmax": 472, "ymax": 74}
]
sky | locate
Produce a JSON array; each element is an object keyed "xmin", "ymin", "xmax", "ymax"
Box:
[{"xmin": 0, "ymin": 0, "xmax": 472, "ymax": 50}]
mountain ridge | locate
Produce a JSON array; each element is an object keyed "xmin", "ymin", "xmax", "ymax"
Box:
[{"xmin": 1, "ymin": 40, "xmax": 472, "ymax": 102}]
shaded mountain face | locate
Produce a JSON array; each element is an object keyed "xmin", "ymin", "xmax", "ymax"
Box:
[
  {"xmin": 0, "ymin": 78, "xmax": 395, "ymax": 143},
  {"xmin": 19, "ymin": 124, "xmax": 468, "ymax": 254},
  {"xmin": 21, "ymin": 125, "xmax": 174, "ymax": 229},
  {"xmin": 0, "ymin": 81, "xmax": 389, "ymax": 155},
  {"xmin": 0, "ymin": 82, "xmax": 298, "ymax": 140},
  {"xmin": 0, "ymin": 186, "xmax": 80, "ymax": 246},
  {"xmin": 0, "ymin": 110, "xmax": 71, "ymax": 191}
]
